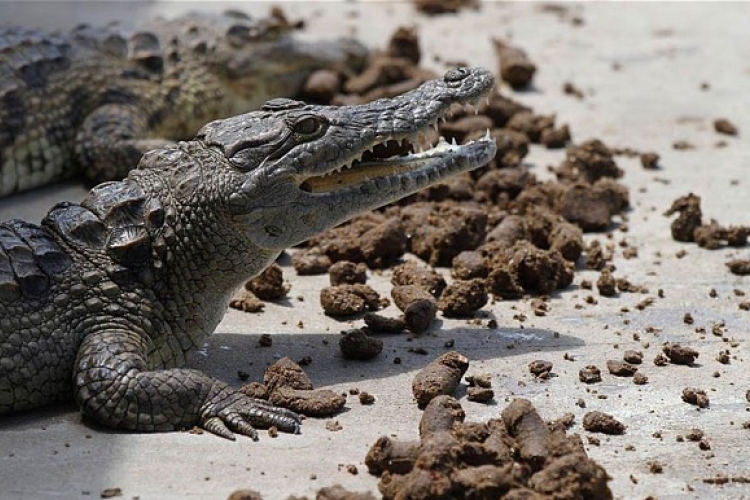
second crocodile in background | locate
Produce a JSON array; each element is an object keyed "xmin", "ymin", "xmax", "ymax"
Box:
[{"xmin": 0, "ymin": 10, "xmax": 367, "ymax": 196}]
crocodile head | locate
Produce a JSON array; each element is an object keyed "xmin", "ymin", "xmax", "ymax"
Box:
[
  {"xmin": 166, "ymin": 10, "xmax": 368, "ymax": 113},
  {"xmin": 187, "ymin": 66, "xmax": 496, "ymax": 252}
]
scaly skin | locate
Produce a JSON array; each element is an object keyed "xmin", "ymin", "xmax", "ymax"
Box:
[
  {"xmin": 0, "ymin": 10, "xmax": 366, "ymax": 196},
  {"xmin": 0, "ymin": 67, "xmax": 496, "ymax": 439}
]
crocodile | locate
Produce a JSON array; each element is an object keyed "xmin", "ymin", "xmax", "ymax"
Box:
[
  {"xmin": 0, "ymin": 10, "xmax": 367, "ymax": 197},
  {"xmin": 0, "ymin": 67, "xmax": 496, "ymax": 439}
]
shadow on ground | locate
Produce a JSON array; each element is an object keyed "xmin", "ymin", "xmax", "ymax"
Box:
[{"xmin": 191, "ymin": 326, "xmax": 585, "ymax": 390}]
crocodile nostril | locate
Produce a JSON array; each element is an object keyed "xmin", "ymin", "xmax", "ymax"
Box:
[{"xmin": 444, "ymin": 67, "xmax": 469, "ymax": 85}]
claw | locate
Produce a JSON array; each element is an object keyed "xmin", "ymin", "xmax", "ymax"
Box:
[{"xmin": 229, "ymin": 418, "xmax": 260, "ymax": 440}]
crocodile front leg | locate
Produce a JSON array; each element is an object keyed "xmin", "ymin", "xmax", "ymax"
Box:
[
  {"xmin": 74, "ymin": 328, "xmax": 300, "ymax": 440},
  {"xmin": 75, "ymin": 104, "xmax": 172, "ymax": 185}
]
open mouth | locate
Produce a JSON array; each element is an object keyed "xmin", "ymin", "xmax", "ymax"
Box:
[{"xmin": 299, "ymin": 102, "xmax": 491, "ymax": 194}]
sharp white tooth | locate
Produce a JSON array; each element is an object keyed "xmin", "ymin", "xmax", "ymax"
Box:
[
  {"xmin": 438, "ymin": 136, "xmax": 449, "ymax": 145},
  {"xmin": 432, "ymin": 122, "xmax": 439, "ymax": 132},
  {"xmin": 451, "ymin": 137, "xmax": 457, "ymax": 146},
  {"xmin": 485, "ymin": 97, "xmax": 490, "ymax": 106},
  {"xmin": 483, "ymin": 129, "xmax": 491, "ymax": 140}
]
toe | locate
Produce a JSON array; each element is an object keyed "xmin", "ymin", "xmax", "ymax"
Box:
[{"xmin": 203, "ymin": 416, "xmax": 236, "ymax": 440}]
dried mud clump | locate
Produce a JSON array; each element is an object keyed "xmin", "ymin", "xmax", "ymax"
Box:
[
  {"xmin": 301, "ymin": 213, "xmax": 408, "ymax": 269},
  {"xmin": 682, "ymin": 387, "xmax": 710, "ymax": 408},
  {"xmin": 229, "ymin": 289, "xmax": 265, "ymax": 313},
  {"xmin": 451, "ymin": 251, "xmax": 489, "ymax": 280},
  {"xmin": 582, "ymin": 411, "xmax": 626, "ymax": 435},
  {"xmin": 714, "ymin": 118, "xmax": 739, "ymax": 136},
  {"xmin": 579, "ymin": 365, "xmax": 602, "ymax": 384},
  {"xmin": 392, "ymin": 284, "xmax": 439, "ymax": 334},
  {"xmin": 365, "ymin": 436, "xmax": 421, "ymax": 476},
  {"xmin": 493, "ymin": 38, "xmax": 537, "ymax": 90},
  {"xmin": 662, "ymin": 343, "xmax": 699, "ymax": 365},
  {"xmin": 438, "ymin": 279, "xmax": 488, "ymax": 317},
  {"xmin": 640, "ymin": 152, "xmax": 660, "ymax": 170},
  {"xmin": 419, "ymin": 394, "xmax": 466, "ymax": 438},
  {"xmin": 606, "ymin": 360, "xmax": 638, "ymax": 377},
  {"xmin": 694, "ymin": 222, "xmax": 750, "ymax": 249},
  {"xmin": 413, "ymin": 0, "xmax": 479, "ymax": 15},
  {"xmin": 558, "ymin": 139, "xmax": 623, "ymax": 184},
  {"xmin": 528, "ymin": 360, "xmax": 553, "ymax": 379},
  {"xmin": 242, "ymin": 357, "xmax": 346, "ymax": 418},
  {"xmin": 585, "ymin": 240, "xmax": 611, "ymax": 270},
  {"xmin": 329, "ymin": 261, "xmax": 368, "ymax": 285},
  {"xmin": 387, "ymin": 26, "xmax": 421, "ymax": 65},
  {"xmin": 292, "ymin": 249, "xmax": 332, "ymax": 275},
  {"xmin": 665, "ymin": 193, "xmax": 749, "ymax": 249},
  {"xmin": 506, "ymin": 112, "xmax": 556, "ymax": 143},
  {"xmin": 240, "ymin": 382, "xmax": 268, "ymax": 400},
  {"xmin": 466, "ymin": 385, "xmax": 494, "ymax": 403},
  {"xmin": 485, "ymin": 241, "xmax": 575, "ymax": 299},
  {"xmin": 320, "ymin": 284, "xmax": 385, "ymax": 317},
  {"xmin": 398, "ymin": 202, "xmax": 488, "ymax": 266},
  {"xmin": 367, "ymin": 397, "xmax": 612, "ymax": 500},
  {"xmin": 596, "ymin": 269, "xmax": 617, "ymax": 297},
  {"xmin": 363, "ymin": 313, "xmax": 407, "ymax": 334},
  {"xmin": 269, "ymin": 387, "xmax": 347, "ymax": 418},
  {"xmin": 287, "ymin": 484, "xmax": 378, "ymax": 500},
  {"xmin": 227, "ymin": 490, "xmax": 264, "ymax": 500},
  {"xmin": 339, "ymin": 329, "xmax": 383, "ymax": 360},
  {"xmin": 391, "ymin": 260, "xmax": 447, "ymax": 297},
  {"xmin": 664, "ymin": 193, "xmax": 703, "ymax": 242},
  {"xmin": 412, "ymin": 351, "xmax": 470, "ymax": 406},
  {"xmin": 245, "ymin": 263, "xmax": 290, "ymax": 301},
  {"xmin": 465, "ymin": 373, "xmax": 494, "ymax": 402},
  {"xmin": 623, "ymin": 350, "xmax": 643, "ymax": 364},
  {"xmin": 549, "ymin": 221, "xmax": 584, "ymax": 261},
  {"xmin": 541, "ymin": 124, "xmax": 572, "ymax": 149},
  {"xmin": 264, "ymin": 357, "xmax": 314, "ymax": 393},
  {"xmin": 475, "ymin": 168, "xmax": 535, "ymax": 206},
  {"xmin": 727, "ymin": 259, "xmax": 750, "ymax": 276},
  {"xmin": 231, "ymin": 264, "xmax": 289, "ymax": 309},
  {"xmin": 558, "ymin": 181, "xmax": 628, "ymax": 232}
]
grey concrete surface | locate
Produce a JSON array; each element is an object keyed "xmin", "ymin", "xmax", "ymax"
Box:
[{"xmin": 1, "ymin": 2, "xmax": 749, "ymax": 499}]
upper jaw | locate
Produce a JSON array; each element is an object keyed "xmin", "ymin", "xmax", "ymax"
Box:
[{"xmin": 297, "ymin": 66, "xmax": 496, "ymax": 193}]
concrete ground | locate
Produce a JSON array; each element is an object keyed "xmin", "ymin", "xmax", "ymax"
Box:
[{"xmin": 1, "ymin": 2, "xmax": 749, "ymax": 499}]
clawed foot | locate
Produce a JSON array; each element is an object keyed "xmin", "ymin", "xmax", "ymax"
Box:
[{"xmin": 201, "ymin": 391, "xmax": 301, "ymax": 440}]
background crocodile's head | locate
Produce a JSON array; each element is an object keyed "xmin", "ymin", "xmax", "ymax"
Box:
[
  {"xmin": 179, "ymin": 67, "xmax": 497, "ymax": 253},
  {"xmin": 165, "ymin": 10, "xmax": 368, "ymax": 114}
]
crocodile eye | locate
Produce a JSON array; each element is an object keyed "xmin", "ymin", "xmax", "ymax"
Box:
[
  {"xmin": 444, "ymin": 67, "xmax": 470, "ymax": 84},
  {"xmin": 292, "ymin": 116, "xmax": 326, "ymax": 137}
]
